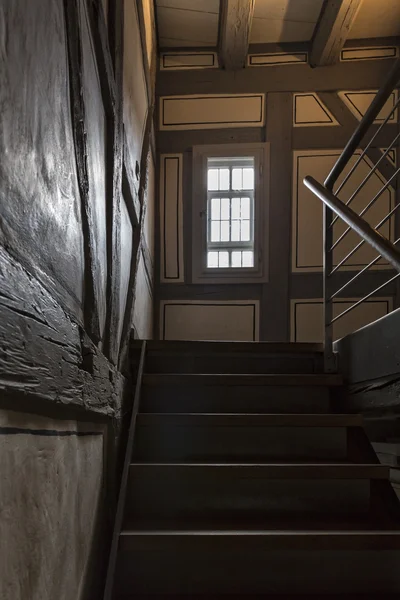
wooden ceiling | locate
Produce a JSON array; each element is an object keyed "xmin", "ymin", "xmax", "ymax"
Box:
[{"xmin": 155, "ymin": 0, "xmax": 400, "ymax": 69}]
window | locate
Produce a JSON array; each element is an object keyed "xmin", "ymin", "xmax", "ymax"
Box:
[
  {"xmin": 207, "ymin": 157, "xmax": 255, "ymax": 269},
  {"xmin": 192, "ymin": 143, "xmax": 269, "ymax": 284}
]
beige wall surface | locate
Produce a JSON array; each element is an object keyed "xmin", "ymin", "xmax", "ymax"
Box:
[
  {"xmin": 157, "ymin": 51, "xmax": 399, "ymax": 342},
  {"xmin": 0, "ymin": 411, "xmax": 104, "ymax": 600}
]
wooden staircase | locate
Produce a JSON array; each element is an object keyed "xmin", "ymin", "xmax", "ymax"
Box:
[{"xmin": 107, "ymin": 341, "xmax": 400, "ymax": 598}]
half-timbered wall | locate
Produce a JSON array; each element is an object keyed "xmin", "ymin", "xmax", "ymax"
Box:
[
  {"xmin": 156, "ymin": 42, "xmax": 400, "ymax": 343},
  {"xmin": 0, "ymin": 1, "xmax": 156, "ymax": 598}
]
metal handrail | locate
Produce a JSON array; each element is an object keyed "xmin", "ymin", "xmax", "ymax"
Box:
[
  {"xmin": 303, "ymin": 58, "xmax": 400, "ymax": 371},
  {"xmin": 325, "ymin": 58, "xmax": 400, "ymax": 191},
  {"xmin": 304, "ymin": 177, "xmax": 400, "ymax": 272}
]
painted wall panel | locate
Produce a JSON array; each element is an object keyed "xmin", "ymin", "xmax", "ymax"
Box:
[
  {"xmin": 0, "ymin": 0, "xmax": 84, "ymax": 311},
  {"xmin": 160, "ymin": 154, "xmax": 184, "ymax": 282},
  {"xmin": 133, "ymin": 252, "xmax": 153, "ymax": 339},
  {"xmin": 161, "ymin": 52, "xmax": 218, "ymax": 70},
  {"xmin": 292, "ymin": 150, "xmax": 394, "ymax": 272},
  {"xmin": 80, "ymin": 0, "xmax": 108, "ymax": 338},
  {"xmin": 341, "ymin": 47, "xmax": 398, "ymax": 61},
  {"xmin": 248, "ymin": 52, "xmax": 308, "ymax": 66},
  {"xmin": 0, "ymin": 410, "xmax": 104, "ymax": 600},
  {"xmin": 293, "ymin": 93, "xmax": 339, "ymax": 127},
  {"xmin": 291, "ymin": 298, "xmax": 392, "ymax": 342},
  {"xmin": 161, "ymin": 300, "xmax": 260, "ymax": 341},
  {"xmin": 159, "ymin": 94, "xmax": 265, "ymax": 130},
  {"xmin": 124, "ymin": 0, "xmax": 149, "ymax": 174},
  {"xmin": 338, "ymin": 90, "xmax": 398, "ymax": 123}
]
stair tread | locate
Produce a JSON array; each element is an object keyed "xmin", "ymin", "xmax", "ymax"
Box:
[
  {"xmin": 118, "ymin": 529, "xmax": 400, "ymax": 551},
  {"xmin": 129, "ymin": 463, "xmax": 389, "ymax": 478},
  {"xmin": 125, "ymin": 514, "xmax": 399, "ymax": 531},
  {"xmin": 143, "ymin": 373, "xmax": 342, "ymax": 386},
  {"xmin": 134, "ymin": 340, "xmax": 324, "ymax": 355},
  {"xmin": 121, "ymin": 529, "xmax": 400, "ymax": 536},
  {"xmin": 137, "ymin": 412, "xmax": 362, "ymax": 426}
]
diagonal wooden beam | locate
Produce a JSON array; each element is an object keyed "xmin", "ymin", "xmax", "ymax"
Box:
[
  {"xmin": 218, "ymin": 0, "xmax": 255, "ymax": 70},
  {"xmin": 310, "ymin": 0, "xmax": 363, "ymax": 67}
]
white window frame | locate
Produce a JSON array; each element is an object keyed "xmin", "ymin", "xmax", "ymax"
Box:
[{"xmin": 192, "ymin": 142, "xmax": 270, "ymax": 284}]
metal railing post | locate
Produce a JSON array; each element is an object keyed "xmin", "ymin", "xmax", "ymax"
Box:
[{"xmin": 323, "ymin": 204, "xmax": 335, "ymax": 372}]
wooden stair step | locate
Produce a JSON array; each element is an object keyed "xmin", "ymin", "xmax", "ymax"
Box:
[
  {"xmin": 133, "ymin": 414, "xmax": 363, "ymax": 463},
  {"xmin": 124, "ymin": 464, "xmax": 388, "ymax": 523},
  {"xmin": 143, "ymin": 373, "xmax": 343, "ymax": 386},
  {"xmin": 115, "ymin": 531, "xmax": 400, "ymax": 594}
]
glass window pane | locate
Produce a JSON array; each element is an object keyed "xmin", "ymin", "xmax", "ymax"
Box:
[
  {"xmin": 232, "ymin": 168, "xmax": 242, "ymax": 190},
  {"xmin": 242, "ymin": 168, "xmax": 254, "ymax": 190},
  {"xmin": 231, "ymin": 220, "xmax": 240, "ymax": 241},
  {"xmin": 231, "ymin": 197, "xmax": 240, "ymax": 219},
  {"xmin": 219, "ymin": 168, "xmax": 230, "ymax": 190},
  {"xmin": 211, "ymin": 197, "xmax": 220, "ymax": 220},
  {"xmin": 220, "ymin": 221, "xmax": 229, "ymax": 242},
  {"xmin": 242, "ymin": 251, "xmax": 254, "ymax": 267},
  {"xmin": 241, "ymin": 197, "xmax": 250, "ymax": 219},
  {"xmin": 219, "ymin": 251, "xmax": 229, "ymax": 267},
  {"xmin": 208, "ymin": 169, "xmax": 218, "ymax": 191},
  {"xmin": 241, "ymin": 220, "xmax": 250, "ymax": 241},
  {"xmin": 207, "ymin": 251, "xmax": 218, "ymax": 268},
  {"xmin": 221, "ymin": 197, "xmax": 230, "ymax": 220},
  {"xmin": 231, "ymin": 251, "xmax": 242, "ymax": 267},
  {"xmin": 210, "ymin": 221, "xmax": 220, "ymax": 242}
]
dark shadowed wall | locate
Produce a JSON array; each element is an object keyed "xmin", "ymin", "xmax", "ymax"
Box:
[{"xmin": 0, "ymin": 1, "xmax": 156, "ymax": 598}]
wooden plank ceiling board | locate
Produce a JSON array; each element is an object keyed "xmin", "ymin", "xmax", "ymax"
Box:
[
  {"xmin": 156, "ymin": 0, "xmax": 220, "ymax": 47},
  {"xmin": 349, "ymin": 0, "xmax": 400, "ymax": 39},
  {"xmin": 250, "ymin": 0, "xmax": 324, "ymax": 44}
]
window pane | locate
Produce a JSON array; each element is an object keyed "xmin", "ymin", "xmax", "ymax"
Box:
[
  {"xmin": 242, "ymin": 251, "xmax": 254, "ymax": 267},
  {"xmin": 231, "ymin": 251, "xmax": 242, "ymax": 267},
  {"xmin": 220, "ymin": 221, "xmax": 229, "ymax": 242},
  {"xmin": 210, "ymin": 221, "xmax": 220, "ymax": 242},
  {"xmin": 221, "ymin": 197, "xmax": 230, "ymax": 220},
  {"xmin": 241, "ymin": 220, "xmax": 250, "ymax": 241},
  {"xmin": 211, "ymin": 197, "xmax": 220, "ymax": 220},
  {"xmin": 241, "ymin": 197, "xmax": 250, "ymax": 219},
  {"xmin": 231, "ymin": 220, "xmax": 240, "ymax": 241},
  {"xmin": 207, "ymin": 251, "xmax": 218, "ymax": 267},
  {"xmin": 231, "ymin": 197, "xmax": 240, "ymax": 219},
  {"xmin": 219, "ymin": 251, "xmax": 229, "ymax": 267},
  {"xmin": 232, "ymin": 168, "xmax": 242, "ymax": 190},
  {"xmin": 242, "ymin": 168, "xmax": 254, "ymax": 190},
  {"xmin": 208, "ymin": 169, "xmax": 218, "ymax": 191},
  {"xmin": 219, "ymin": 168, "xmax": 230, "ymax": 190}
]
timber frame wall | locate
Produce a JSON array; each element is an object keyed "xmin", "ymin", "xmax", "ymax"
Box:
[{"xmin": 155, "ymin": 38, "xmax": 400, "ymax": 343}]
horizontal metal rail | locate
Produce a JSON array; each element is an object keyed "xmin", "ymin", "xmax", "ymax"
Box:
[
  {"xmin": 330, "ymin": 200, "xmax": 400, "ymax": 274},
  {"xmin": 330, "ymin": 236, "xmax": 400, "ymax": 300},
  {"xmin": 324, "ymin": 58, "xmax": 400, "ymax": 190},
  {"xmin": 330, "ymin": 164, "xmax": 400, "ymax": 250},
  {"xmin": 303, "ymin": 176, "xmax": 400, "ymax": 273},
  {"xmin": 330, "ymin": 135, "xmax": 400, "ymax": 229},
  {"xmin": 331, "ymin": 272, "xmax": 400, "ymax": 324},
  {"xmin": 332, "ymin": 95, "xmax": 400, "ymax": 198}
]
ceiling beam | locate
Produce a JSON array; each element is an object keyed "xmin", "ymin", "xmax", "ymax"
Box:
[
  {"xmin": 218, "ymin": 0, "xmax": 255, "ymax": 70},
  {"xmin": 310, "ymin": 0, "xmax": 363, "ymax": 67}
]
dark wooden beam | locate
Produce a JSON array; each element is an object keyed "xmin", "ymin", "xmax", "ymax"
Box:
[
  {"xmin": 310, "ymin": 0, "xmax": 363, "ymax": 67},
  {"xmin": 218, "ymin": 0, "xmax": 255, "ymax": 70},
  {"xmin": 101, "ymin": 0, "xmax": 124, "ymax": 365},
  {"xmin": 64, "ymin": 0, "xmax": 101, "ymax": 343}
]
